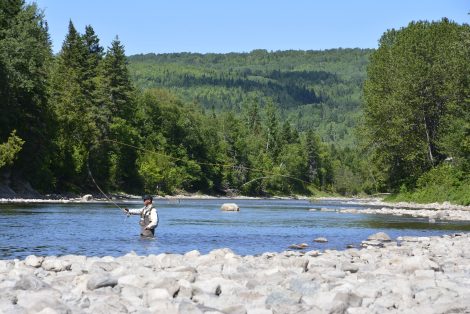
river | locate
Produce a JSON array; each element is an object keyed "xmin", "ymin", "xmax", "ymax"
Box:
[{"xmin": 1, "ymin": 198, "xmax": 469, "ymax": 259}]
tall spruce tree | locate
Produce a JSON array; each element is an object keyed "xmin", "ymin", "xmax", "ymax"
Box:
[
  {"xmin": 50, "ymin": 21, "xmax": 99, "ymax": 190},
  {"xmin": 100, "ymin": 36, "xmax": 139, "ymax": 191},
  {"xmin": 102, "ymin": 36, "xmax": 134, "ymax": 119}
]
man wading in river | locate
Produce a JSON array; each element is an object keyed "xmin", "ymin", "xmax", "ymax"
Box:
[{"xmin": 125, "ymin": 195, "xmax": 158, "ymax": 237}]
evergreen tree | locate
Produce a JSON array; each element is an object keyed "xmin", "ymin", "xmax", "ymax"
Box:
[
  {"xmin": 0, "ymin": 1, "xmax": 54, "ymax": 189},
  {"xmin": 49, "ymin": 21, "xmax": 99, "ymax": 190},
  {"xmin": 100, "ymin": 36, "xmax": 140, "ymax": 191},
  {"xmin": 102, "ymin": 36, "xmax": 134, "ymax": 118},
  {"xmin": 263, "ymin": 100, "xmax": 281, "ymax": 159}
]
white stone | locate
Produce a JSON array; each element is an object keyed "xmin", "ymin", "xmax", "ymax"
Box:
[
  {"xmin": 41, "ymin": 257, "xmax": 71, "ymax": 272},
  {"xmin": 367, "ymin": 232, "xmax": 391, "ymax": 242},
  {"xmin": 25, "ymin": 255, "xmax": 44, "ymax": 268},
  {"xmin": 81, "ymin": 194, "xmax": 93, "ymax": 201},
  {"xmin": 220, "ymin": 203, "xmax": 240, "ymax": 211},
  {"xmin": 86, "ymin": 274, "xmax": 118, "ymax": 290}
]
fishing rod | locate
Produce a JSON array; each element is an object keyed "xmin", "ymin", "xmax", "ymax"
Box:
[{"xmin": 86, "ymin": 150, "xmax": 129, "ymax": 216}]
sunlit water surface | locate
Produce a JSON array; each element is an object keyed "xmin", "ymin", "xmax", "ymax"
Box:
[{"xmin": 1, "ymin": 199, "xmax": 469, "ymax": 259}]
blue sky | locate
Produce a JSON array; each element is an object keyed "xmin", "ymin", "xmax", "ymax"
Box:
[{"xmin": 31, "ymin": 0, "xmax": 469, "ymax": 55}]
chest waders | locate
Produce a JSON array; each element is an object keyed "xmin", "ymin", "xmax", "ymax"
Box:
[{"xmin": 140, "ymin": 207, "xmax": 156, "ymax": 237}]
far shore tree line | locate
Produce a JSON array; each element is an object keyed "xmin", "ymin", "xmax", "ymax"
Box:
[{"xmin": 0, "ymin": 2, "xmax": 469, "ymax": 204}]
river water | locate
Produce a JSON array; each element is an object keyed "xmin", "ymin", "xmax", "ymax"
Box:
[{"xmin": 1, "ymin": 198, "xmax": 469, "ymax": 259}]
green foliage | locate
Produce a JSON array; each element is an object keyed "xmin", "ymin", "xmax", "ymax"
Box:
[
  {"xmin": 363, "ymin": 19, "xmax": 470, "ymax": 191},
  {"xmin": 128, "ymin": 49, "xmax": 372, "ymax": 147},
  {"xmin": 4, "ymin": 3, "xmax": 467, "ymax": 202},
  {"xmin": 0, "ymin": 131, "xmax": 24, "ymax": 169},
  {"xmin": 49, "ymin": 23, "xmax": 140, "ymax": 192},
  {"xmin": 386, "ymin": 164, "xmax": 470, "ymax": 205},
  {"xmin": 0, "ymin": 1, "xmax": 54, "ymax": 189}
]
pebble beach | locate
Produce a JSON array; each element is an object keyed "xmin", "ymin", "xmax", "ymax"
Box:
[{"xmin": 1, "ymin": 232, "xmax": 469, "ymax": 313}]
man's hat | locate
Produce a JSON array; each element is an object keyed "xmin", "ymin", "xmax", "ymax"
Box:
[{"xmin": 143, "ymin": 195, "xmax": 153, "ymax": 202}]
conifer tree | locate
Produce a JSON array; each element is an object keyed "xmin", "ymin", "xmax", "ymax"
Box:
[{"xmin": 0, "ymin": 1, "xmax": 54, "ymax": 189}]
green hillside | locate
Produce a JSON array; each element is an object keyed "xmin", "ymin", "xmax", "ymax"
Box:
[{"xmin": 128, "ymin": 49, "xmax": 372, "ymax": 146}]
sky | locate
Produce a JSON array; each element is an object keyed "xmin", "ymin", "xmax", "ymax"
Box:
[{"xmin": 30, "ymin": 0, "xmax": 469, "ymax": 56}]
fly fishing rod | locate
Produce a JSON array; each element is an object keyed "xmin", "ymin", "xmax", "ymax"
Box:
[{"xmin": 86, "ymin": 150, "xmax": 129, "ymax": 217}]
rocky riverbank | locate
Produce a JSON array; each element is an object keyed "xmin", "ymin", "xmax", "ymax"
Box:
[
  {"xmin": 336, "ymin": 207, "xmax": 470, "ymax": 222},
  {"xmin": 1, "ymin": 233, "xmax": 469, "ymax": 313}
]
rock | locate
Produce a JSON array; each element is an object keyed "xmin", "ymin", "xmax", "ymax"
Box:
[
  {"xmin": 361, "ymin": 240, "xmax": 384, "ymax": 247},
  {"xmin": 144, "ymin": 288, "xmax": 171, "ymax": 305},
  {"xmin": 87, "ymin": 294, "xmax": 128, "ymax": 313},
  {"xmin": 117, "ymin": 274, "xmax": 145, "ymax": 288},
  {"xmin": 288, "ymin": 243, "xmax": 309, "ymax": 249},
  {"xmin": 178, "ymin": 301, "xmax": 204, "ymax": 314},
  {"xmin": 367, "ymin": 232, "xmax": 391, "ymax": 242},
  {"xmin": 184, "ymin": 250, "xmax": 201, "ymax": 259},
  {"xmin": 340, "ymin": 262, "xmax": 359, "ymax": 273},
  {"xmin": 247, "ymin": 308, "xmax": 273, "ymax": 314},
  {"xmin": 25, "ymin": 255, "xmax": 44, "ymax": 268},
  {"xmin": 87, "ymin": 275, "xmax": 118, "ymax": 290},
  {"xmin": 148, "ymin": 300, "xmax": 179, "ymax": 314},
  {"xmin": 147, "ymin": 277, "xmax": 180, "ymax": 297},
  {"xmin": 3, "ymin": 233, "xmax": 470, "ymax": 313},
  {"xmin": 265, "ymin": 289, "xmax": 301, "ymax": 307},
  {"xmin": 287, "ymin": 278, "xmax": 319, "ymax": 295},
  {"xmin": 320, "ymin": 208, "xmax": 336, "ymax": 212},
  {"xmin": 314, "ymin": 237, "xmax": 328, "ymax": 243},
  {"xmin": 305, "ymin": 250, "xmax": 321, "ymax": 257},
  {"xmin": 222, "ymin": 304, "xmax": 247, "ymax": 314},
  {"xmin": 41, "ymin": 257, "xmax": 71, "ymax": 272},
  {"xmin": 81, "ymin": 194, "xmax": 93, "ymax": 201},
  {"xmin": 400, "ymin": 256, "xmax": 439, "ymax": 273},
  {"xmin": 14, "ymin": 274, "xmax": 50, "ymax": 291},
  {"xmin": 220, "ymin": 203, "xmax": 240, "ymax": 211},
  {"xmin": 0, "ymin": 260, "xmax": 14, "ymax": 273},
  {"xmin": 16, "ymin": 289, "xmax": 68, "ymax": 313}
]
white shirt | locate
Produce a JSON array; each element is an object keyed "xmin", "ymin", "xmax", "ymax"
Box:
[{"xmin": 128, "ymin": 204, "xmax": 158, "ymax": 229}]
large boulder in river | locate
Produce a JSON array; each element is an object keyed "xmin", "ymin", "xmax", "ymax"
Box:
[{"xmin": 221, "ymin": 203, "xmax": 239, "ymax": 211}]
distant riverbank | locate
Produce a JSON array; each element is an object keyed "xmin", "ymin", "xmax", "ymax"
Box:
[
  {"xmin": 2, "ymin": 194, "xmax": 469, "ymax": 211},
  {"xmin": 0, "ymin": 193, "xmax": 311, "ymax": 204}
]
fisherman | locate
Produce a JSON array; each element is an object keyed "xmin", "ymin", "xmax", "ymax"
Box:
[{"xmin": 124, "ymin": 195, "xmax": 158, "ymax": 237}]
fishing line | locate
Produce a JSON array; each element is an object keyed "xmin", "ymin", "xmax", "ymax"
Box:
[{"xmin": 102, "ymin": 139, "xmax": 311, "ymax": 187}]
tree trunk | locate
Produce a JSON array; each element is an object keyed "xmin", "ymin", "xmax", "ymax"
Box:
[{"xmin": 423, "ymin": 115, "xmax": 434, "ymax": 166}]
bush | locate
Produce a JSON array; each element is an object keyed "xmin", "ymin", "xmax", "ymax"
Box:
[{"xmin": 386, "ymin": 164, "xmax": 470, "ymax": 205}]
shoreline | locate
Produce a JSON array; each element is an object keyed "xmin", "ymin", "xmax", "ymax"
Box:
[
  {"xmin": 2, "ymin": 194, "xmax": 469, "ymax": 209},
  {"xmin": 0, "ymin": 194, "xmax": 311, "ymax": 204},
  {"xmin": 1, "ymin": 232, "xmax": 469, "ymax": 313},
  {"xmin": 2, "ymin": 195, "xmax": 470, "ymax": 222}
]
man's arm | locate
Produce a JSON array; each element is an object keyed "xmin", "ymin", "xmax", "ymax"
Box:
[{"xmin": 124, "ymin": 206, "xmax": 144, "ymax": 215}]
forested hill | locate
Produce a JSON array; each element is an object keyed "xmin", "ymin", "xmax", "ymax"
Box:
[{"xmin": 128, "ymin": 49, "xmax": 373, "ymax": 146}]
